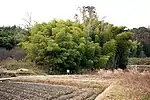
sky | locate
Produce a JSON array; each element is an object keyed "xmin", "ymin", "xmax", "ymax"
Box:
[{"xmin": 0, "ymin": 0, "xmax": 150, "ymax": 29}]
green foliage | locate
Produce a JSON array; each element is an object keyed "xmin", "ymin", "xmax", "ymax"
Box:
[
  {"xmin": 103, "ymin": 39, "xmax": 116, "ymax": 56},
  {"xmin": 129, "ymin": 40, "xmax": 139, "ymax": 57},
  {"xmin": 115, "ymin": 32, "xmax": 133, "ymax": 69},
  {"xmin": 0, "ymin": 5, "xmax": 141, "ymax": 74},
  {"xmin": 21, "ymin": 18, "xmax": 135, "ymax": 73},
  {"xmin": 0, "ymin": 26, "xmax": 27, "ymax": 50},
  {"xmin": 19, "ymin": 6, "xmax": 137, "ymax": 74}
]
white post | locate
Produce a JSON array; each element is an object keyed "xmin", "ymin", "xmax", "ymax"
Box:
[{"xmin": 67, "ymin": 69, "xmax": 70, "ymax": 75}]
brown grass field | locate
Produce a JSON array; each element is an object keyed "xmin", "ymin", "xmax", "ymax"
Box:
[{"xmin": 0, "ymin": 69, "xmax": 150, "ymax": 100}]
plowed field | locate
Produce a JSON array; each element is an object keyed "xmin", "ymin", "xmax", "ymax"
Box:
[{"xmin": 0, "ymin": 82, "xmax": 101, "ymax": 100}]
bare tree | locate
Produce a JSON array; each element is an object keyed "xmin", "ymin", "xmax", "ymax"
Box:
[{"xmin": 22, "ymin": 12, "xmax": 32, "ymax": 31}]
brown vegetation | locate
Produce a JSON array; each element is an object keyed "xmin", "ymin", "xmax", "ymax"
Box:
[{"xmin": 0, "ymin": 58, "xmax": 48, "ymax": 75}]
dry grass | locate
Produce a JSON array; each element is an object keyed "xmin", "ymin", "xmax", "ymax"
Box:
[
  {"xmin": 129, "ymin": 57, "xmax": 150, "ymax": 65},
  {"xmin": 96, "ymin": 69, "xmax": 150, "ymax": 100},
  {"xmin": 0, "ymin": 58, "xmax": 48, "ymax": 75}
]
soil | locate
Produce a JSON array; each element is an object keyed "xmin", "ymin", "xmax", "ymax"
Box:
[{"xmin": 0, "ymin": 81, "xmax": 101, "ymax": 100}]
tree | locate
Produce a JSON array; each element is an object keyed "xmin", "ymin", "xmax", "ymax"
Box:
[
  {"xmin": 22, "ymin": 12, "xmax": 32, "ymax": 30},
  {"xmin": 0, "ymin": 26, "xmax": 27, "ymax": 50},
  {"xmin": 131, "ymin": 27, "xmax": 150, "ymax": 57},
  {"xmin": 115, "ymin": 32, "xmax": 133, "ymax": 69},
  {"xmin": 20, "ymin": 6, "xmax": 137, "ymax": 74},
  {"xmin": 75, "ymin": 6, "xmax": 99, "ymax": 42}
]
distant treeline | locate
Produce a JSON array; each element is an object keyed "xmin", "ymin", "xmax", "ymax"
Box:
[{"xmin": 131, "ymin": 27, "xmax": 150, "ymax": 57}]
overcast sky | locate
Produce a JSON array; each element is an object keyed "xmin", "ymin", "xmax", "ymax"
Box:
[{"xmin": 0, "ymin": 0, "xmax": 150, "ymax": 28}]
